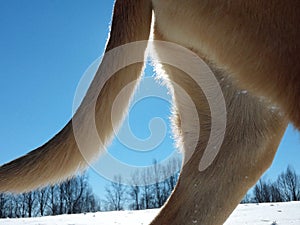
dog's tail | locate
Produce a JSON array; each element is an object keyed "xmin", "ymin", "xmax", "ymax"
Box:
[{"xmin": 0, "ymin": 0, "xmax": 152, "ymax": 193}]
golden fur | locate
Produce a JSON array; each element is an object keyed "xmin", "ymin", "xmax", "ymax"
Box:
[{"xmin": 0, "ymin": 0, "xmax": 299, "ymax": 224}]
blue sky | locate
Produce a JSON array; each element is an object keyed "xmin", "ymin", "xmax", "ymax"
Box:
[{"xmin": 0, "ymin": 1, "xmax": 299, "ymax": 197}]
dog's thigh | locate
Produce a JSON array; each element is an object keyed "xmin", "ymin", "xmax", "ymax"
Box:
[{"xmin": 150, "ymin": 59, "xmax": 287, "ymax": 225}]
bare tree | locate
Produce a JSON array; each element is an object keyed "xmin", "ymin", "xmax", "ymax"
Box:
[
  {"xmin": 104, "ymin": 175, "xmax": 126, "ymax": 211},
  {"xmin": 269, "ymin": 181, "xmax": 285, "ymax": 202},
  {"xmin": 137, "ymin": 159, "xmax": 181, "ymax": 210},
  {"xmin": 0, "ymin": 193, "xmax": 8, "ymax": 218},
  {"xmin": 83, "ymin": 187, "xmax": 100, "ymax": 212},
  {"xmin": 57, "ymin": 174, "xmax": 89, "ymax": 214},
  {"xmin": 58, "ymin": 182, "xmax": 66, "ymax": 215},
  {"xmin": 277, "ymin": 166, "xmax": 300, "ymax": 201},
  {"xmin": 0, "ymin": 173, "xmax": 100, "ymax": 218},
  {"xmin": 152, "ymin": 159, "xmax": 165, "ymax": 208},
  {"xmin": 72, "ymin": 175, "xmax": 88, "ymax": 213},
  {"xmin": 140, "ymin": 168, "xmax": 154, "ymax": 209},
  {"xmin": 36, "ymin": 187, "xmax": 49, "ymax": 216},
  {"xmin": 23, "ymin": 191, "xmax": 36, "ymax": 217},
  {"xmin": 163, "ymin": 158, "xmax": 180, "ymax": 191},
  {"xmin": 162, "ymin": 157, "xmax": 181, "ymax": 200},
  {"xmin": 48, "ymin": 185, "xmax": 59, "ymax": 215},
  {"xmin": 128, "ymin": 171, "xmax": 141, "ymax": 210},
  {"xmin": 4, "ymin": 195, "xmax": 14, "ymax": 218},
  {"xmin": 253, "ymin": 178, "xmax": 272, "ymax": 203},
  {"xmin": 16, "ymin": 194, "xmax": 27, "ymax": 218}
]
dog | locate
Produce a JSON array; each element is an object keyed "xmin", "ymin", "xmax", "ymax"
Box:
[{"xmin": 0, "ymin": 1, "xmax": 299, "ymax": 224}]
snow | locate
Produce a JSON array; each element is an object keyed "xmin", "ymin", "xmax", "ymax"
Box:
[
  {"xmin": 224, "ymin": 202, "xmax": 300, "ymax": 225},
  {"xmin": 0, "ymin": 210, "xmax": 156, "ymax": 225},
  {"xmin": 1, "ymin": 202, "xmax": 299, "ymax": 225}
]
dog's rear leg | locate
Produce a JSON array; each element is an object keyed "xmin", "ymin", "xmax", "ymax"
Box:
[{"xmin": 150, "ymin": 59, "xmax": 287, "ymax": 225}]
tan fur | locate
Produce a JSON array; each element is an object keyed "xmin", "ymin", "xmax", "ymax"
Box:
[
  {"xmin": 0, "ymin": 0, "xmax": 298, "ymax": 224},
  {"xmin": 0, "ymin": 0, "xmax": 153, "ymax": 192}
]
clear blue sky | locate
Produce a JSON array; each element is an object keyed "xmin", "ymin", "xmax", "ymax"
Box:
[{"xmin": 0, "ymin": 1, "xmax": 299, "ymax": 197}]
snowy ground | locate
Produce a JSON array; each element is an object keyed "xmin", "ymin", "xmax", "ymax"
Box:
[
  {"xmin": 1, "ymin": 202, "xmax": 299, "ymax": 225},
  {"xmin": 224, "ymin": 202, "xmax": 300, "ymax": 225}
]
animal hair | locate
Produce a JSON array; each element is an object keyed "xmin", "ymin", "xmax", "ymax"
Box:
[{"xmin": 0, "ymin": 1, "xmax": 299, "ymax": 224}]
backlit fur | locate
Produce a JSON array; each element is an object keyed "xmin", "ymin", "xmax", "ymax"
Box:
[{"xmin": 1, "ymin": 1, "xmax": 299, "ymax": 224}]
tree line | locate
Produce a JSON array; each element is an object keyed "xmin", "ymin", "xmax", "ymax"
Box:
[
  {"xmin": 0, "ymin": 173, "xmax": 101, "ymax": 218},
  {"xmin": 0, "ymin": 160, "xmax": 298, "ymax": 218},
  {"xmin": 242, "ymin": 165, "xmax": 300, "ymax": 203},
  {"xmin": 104, "ymin": 164, "xmax": 300, "ymax": 211},
  {"xmin": 0, "ymin": 157, "xmax": 181, "ymax": 218},
  {"xmin": 102, "ymin": 158, "xmax": 181, "ymax": 211}
]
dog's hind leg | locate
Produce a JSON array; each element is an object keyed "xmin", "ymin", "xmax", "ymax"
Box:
[{"xmin": 150, "ymin": 41, "xmax": 287, "ymax": 225}]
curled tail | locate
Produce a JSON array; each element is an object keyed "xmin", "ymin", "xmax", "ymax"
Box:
[{"xmin": 0, "ymin": 0, "xmax": 152, "ymax": 193}]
